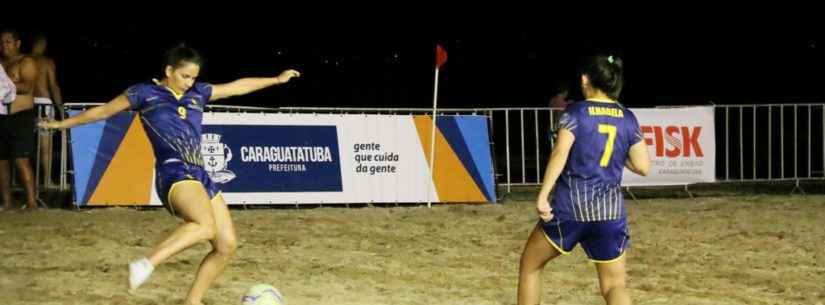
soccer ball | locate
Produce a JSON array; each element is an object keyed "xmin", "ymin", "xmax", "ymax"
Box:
[{"xmin": 241, "ymin": 284, "xmax": 284, "ymax": 305}]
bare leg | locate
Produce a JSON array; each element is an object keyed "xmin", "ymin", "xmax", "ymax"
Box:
[
  {"xmin": 595, "ymin": 255, "xmax": 631, "ymax": 305},
  {"xmin": 38, "ymin": 133, "xmax": 55, "ymax": 188},
  {"xmin": 0, "ymin": 160, "xmax": 12, "ymax": 210},
  {"xmin": 517, "ymin": 223, "xmax": 561, "ymax": 305},
  {"xmin": 14, "ymin": 158, "xmax": 37, "ymax": 209},
  {"xmin": 184, "ymin": 194, "xmax": 237, "ymax": 305},
  {"xmin": 146, "ymin": 181, "xmax": 216, "ymax": 267}
]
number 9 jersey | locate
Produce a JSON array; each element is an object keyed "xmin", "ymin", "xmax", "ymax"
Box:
[{"xmin": 125, "ymin": 79, "xmax": 213, "ymax": 168}]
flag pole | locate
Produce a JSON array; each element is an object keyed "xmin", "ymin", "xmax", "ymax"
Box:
[
  {"xmin": 428, "ymin": 44, "xmax": 446, "ymax": 208},
  {"xmin": 428, "ymin": 66, "xmax": 439, "ymax": 208}
]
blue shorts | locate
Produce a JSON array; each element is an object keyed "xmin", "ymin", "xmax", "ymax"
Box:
[
  {"xmin": 155, "ymin": 161, "xmax": 220, "ymax": 216},
  {"xmin": 539, "ymin": 217, "xmax": 630, "ymax": 263}
]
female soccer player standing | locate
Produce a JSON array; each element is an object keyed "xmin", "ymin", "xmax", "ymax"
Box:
[{"xmin": 518, "ymin": 54, "xmax": 651, "ymax": 305}]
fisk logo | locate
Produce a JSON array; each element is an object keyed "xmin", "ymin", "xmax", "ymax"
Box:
[{"xmin": 640, "ymin": 126, "xmax": 703, "ymax": 158}]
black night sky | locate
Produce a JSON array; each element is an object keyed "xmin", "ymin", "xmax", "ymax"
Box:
[{"xmin": 3, "ymin": 20, "xmax": 824, "ymax": 109}]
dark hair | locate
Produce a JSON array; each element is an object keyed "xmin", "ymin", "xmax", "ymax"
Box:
[
  {"xmin": 581, "ymin": 54, "xmax": 624, "ymax": 100},
  {"xmin": 163, "ymin": 45, "xmax": 204, "ymax": 69},
  {"xmin": 30, "ymin": 32, "xmax": 47, "ymax": 54},
  {"xmin": 31, "ymin": 32, "xmax": 47, "ymax": 43},
  {"xmin": 554, "ymin": 82, "xmax": 569, "ymax": 96},
  {"xmin": 0, "ymin": 29, "xmax": 21, "ymax": 41}
]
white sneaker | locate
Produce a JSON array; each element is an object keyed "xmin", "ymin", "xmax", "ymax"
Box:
[{"xmin": 128, "ymin": 258, "xmax": 154, "ymax": 291}]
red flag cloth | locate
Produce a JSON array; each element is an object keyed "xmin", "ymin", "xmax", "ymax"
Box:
[{"xmin": 436, "ymin": 44, "xmax": 447, "ymax": 68}]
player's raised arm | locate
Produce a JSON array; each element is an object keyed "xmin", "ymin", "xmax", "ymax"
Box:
[
  {"xmin": 39, "ymin": 94, "xmax": 131, "ymax": 130},
  {"xmin": 210, "ymin": 69, "xmax": 300, "ymax": 101}
]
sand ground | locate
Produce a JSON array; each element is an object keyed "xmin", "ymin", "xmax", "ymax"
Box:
[{"xmin": 1, "ymin": 195, "xmax": 823, "ymax": 305}]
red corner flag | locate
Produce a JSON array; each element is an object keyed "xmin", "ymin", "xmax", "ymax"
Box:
[{"xmin": 436, "ymin": 44, "xmax": 447, "ymax": 68}]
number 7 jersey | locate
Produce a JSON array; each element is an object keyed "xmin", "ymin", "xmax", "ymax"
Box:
[{"xmin": 552, "ymin": 100, "xmax": 643, "ymax": 222}]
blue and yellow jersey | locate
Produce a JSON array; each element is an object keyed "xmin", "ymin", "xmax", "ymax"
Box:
[
  {"xmin": 125, "ymin": 80, "xmax": 212, "ymax": 168},
  {"xmin": 551, "ymin": 100, "xmax": 643, "ymax": 222}
]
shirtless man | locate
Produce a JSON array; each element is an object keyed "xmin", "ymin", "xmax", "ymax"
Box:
[
  {"xmin": 31, "ymin": 34, "xmax": 63, "ymax": 189},
  {"xmin": 0, "ymin": 29, "xmax": 38, "ymax": 210}
]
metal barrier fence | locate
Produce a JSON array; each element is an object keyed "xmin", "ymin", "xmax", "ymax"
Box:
[{"xmin": 45, "ymin": 103, "xmax": 824, "ymax": 199}]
